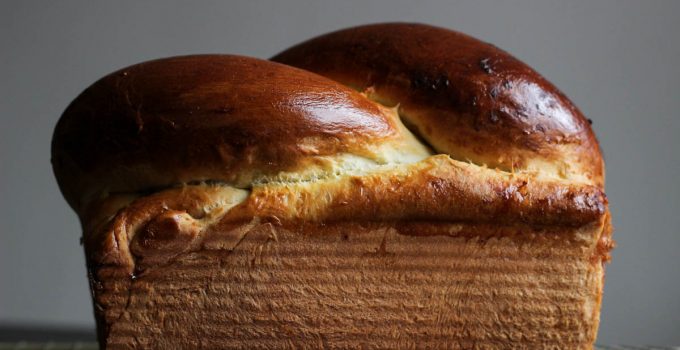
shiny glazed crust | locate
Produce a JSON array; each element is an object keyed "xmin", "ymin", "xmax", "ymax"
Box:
[
  {"xmin": 272, "ymin": 23, "xmax": 604, "ymax": 187},
  {"xmin": 52, "ymin": 55, "xmax": 424, "ymax": 212},
  {"xmin": 52, "ymin": 23, "xmax": 612, "ymax": 349}
]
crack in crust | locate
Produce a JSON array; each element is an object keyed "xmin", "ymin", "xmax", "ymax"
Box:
[{"xmin": 83, "ymin": 154, "xmax": 607, "ymax": 271}]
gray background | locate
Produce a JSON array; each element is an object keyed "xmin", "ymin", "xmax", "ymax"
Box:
[{"xmin": 1, "ymin": 0, "xmax": 679, "ymax": 345}]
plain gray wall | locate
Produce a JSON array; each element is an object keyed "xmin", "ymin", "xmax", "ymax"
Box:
[{"xmin": 1, "ymin": 0, "xmax": 679, "ymax": 345}]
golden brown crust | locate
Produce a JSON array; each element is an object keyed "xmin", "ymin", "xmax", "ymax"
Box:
[
  {"xmin": 272, "ymin": 22, "xmax": 604, "ymax": 187},
  {"xmin": 52, "ymin": 55, "xmax": 415, "ymax": 211},
  {"xmin": 51, "ymin": 23, "xmax": 613, "ymax": 349},
  {"xmin": 92, "ymin": 221, "xmax": 606, "ymax": 349}
]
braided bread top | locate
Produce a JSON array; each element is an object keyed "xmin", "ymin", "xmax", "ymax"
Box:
[{"xmin": 52, "ymin": 24, "xmax": 608, "ymax": 267}]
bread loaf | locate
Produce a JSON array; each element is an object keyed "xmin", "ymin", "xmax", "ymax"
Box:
[{"xmin": 52, "ymin": 23, "xmax": 613, "ymax": 349}]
